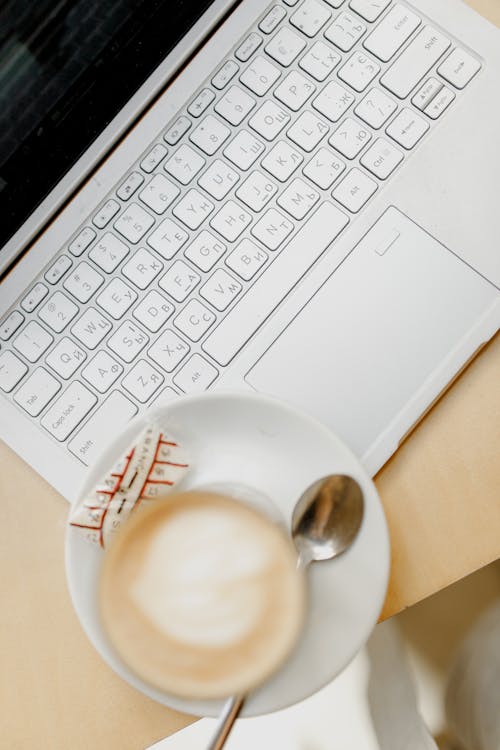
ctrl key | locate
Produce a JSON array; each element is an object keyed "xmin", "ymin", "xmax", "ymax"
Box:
[{"xmin": 41, "ymin": 382, "xmax": 97, "ymax": 441}]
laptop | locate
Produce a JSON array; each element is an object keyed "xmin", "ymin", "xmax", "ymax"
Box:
[{"xmin": 1, "ymin": 0, "xmax": 499, "ymax": 502}]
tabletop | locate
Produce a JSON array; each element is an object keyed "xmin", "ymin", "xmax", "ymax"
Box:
[{"xmin": 1, "ymin": 2, "xmax": 500, "ymax": 748}]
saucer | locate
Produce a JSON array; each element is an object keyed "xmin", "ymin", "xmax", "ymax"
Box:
[{"xmin": 65, "ymin": 391, "xmax": 390, "ymax": 717}]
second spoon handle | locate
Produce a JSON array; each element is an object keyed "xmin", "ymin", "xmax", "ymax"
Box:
[{"xmin": 206, "ymin": 695, "xmax": 245, "ymax": 750}]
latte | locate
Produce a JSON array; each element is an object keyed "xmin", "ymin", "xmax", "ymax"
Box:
[{"xmin": 99, "ymin": 491, "xmax": 305, "ymax": 700}]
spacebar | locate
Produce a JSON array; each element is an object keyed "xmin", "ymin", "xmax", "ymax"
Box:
[{"xmin": 202, "ymin": 202, "xmax": 349, "ymax": 366}]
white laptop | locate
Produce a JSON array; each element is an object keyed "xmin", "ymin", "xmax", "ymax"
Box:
[{"xmin": 1, "ymin": 0, "xmax": 499, "ymax": 501}]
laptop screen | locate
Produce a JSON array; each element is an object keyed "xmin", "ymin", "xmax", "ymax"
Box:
[{"xmin": 0, "ymin": 0, "xmax": 217, "ymax": 257}]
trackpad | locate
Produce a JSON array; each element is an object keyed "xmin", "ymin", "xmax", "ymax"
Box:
[{"xmin": 246, "ymin": 207, "xmax": 497, "ymax": 469}]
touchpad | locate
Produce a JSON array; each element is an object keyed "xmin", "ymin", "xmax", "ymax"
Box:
[{"xmin": 246, "ymin": 207, "xmax": 497, "ymax": 469}]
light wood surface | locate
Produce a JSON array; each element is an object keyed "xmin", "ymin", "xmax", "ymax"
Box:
[{"xmin": 1, "ymin": 3, "xmax": 499, "ymax": 747}]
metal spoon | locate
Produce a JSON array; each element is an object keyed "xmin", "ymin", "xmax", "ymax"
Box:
[{"xmin": 207, "ymin": 474, "xmax": 365, "ymax": 750}]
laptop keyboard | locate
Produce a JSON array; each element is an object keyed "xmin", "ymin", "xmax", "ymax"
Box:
[{"xmin": 0, "ymin": 0, "xmax": 481, "ymax": 467}]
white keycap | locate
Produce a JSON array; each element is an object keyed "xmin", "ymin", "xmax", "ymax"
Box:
[
  {"xmin": 116, "ymin": 171, "xmax": 144, "ymax": 201},
  {"xmin": 312, "ymin": 81, "xmax": 355, "ymax": 122},
  {"xmin": 45, "ymin": 337, "xmax": 86, "ymax": 379},
  {"xmin": 147, "ymin": 217, "xmax": 189, "ymax": 259},
  {"xmin": 338, "ymin": 51, "xmax": 380, "ymax": 92},
  {"xmin": 139, "ymin": 174, "xmax": 180, "ymax": 214},
  {"xmin": 214, "ymin": 85, "xmax": 255, "ymax": 126},
  {"xmin": 239, "ymin": 56, "xmax": 281, "ymax": 96},
  {"xmin": 210, "ymin": 200, "xmax": 252, "ymax": 241},
  {"xmin": 323, "ymin": 0, "xmax": 344, "ymax": 6},
  {"xmin": 45, "ymin": 255, "xmax": 72, "ymax": 284},
  {"xmin": 380, "ymin": 26, "xmax": 451, "ymax": 99},
  {"xmin": 172, "ymin": 189, "xmax": 215, "ymax": 230},
  {"xmin": 149, "ymin": 329, "xmax": 190, "ymax": 372},
  {"xmin": 386, "ymin": 108, "xmax": 429, "ymax": 149},
  {"xmin": 121, "ymin": 248, "xmax": 163, "ymax": 289},
  {"xmin": 164, "ymin": 144, "xmax": 206, "ymax": 185},
  {"xmin": 93, "ymin": 199, "xmax": 120, "ymax": 229},
  {"xmin": 63, "ymin": 262, "xmax": 104, "ymax": 303},
  {"xmin": 259, "ymin": 5, "xmax": 286, "ymax": 34},
  {"xmin": 41, "ymin": 382, "xmax": 97, "ymax": 441},
  {"xmin": 223, "ymin": 130, "xmax": 265, "ymax": 170},
  {"xmin": 251, "ymin": 208, "xmax": 294, "ymax": 250},
  {"xmin": 107, "ymin": 320, "xmax": 149, "ymax": 363},
  {"xmin": 0, "ymin": 310, "xmax": 25, "ymax": 340},
  {"xmin": 287, "ymin": 111, "xmax": 329, "ymax": 151},
  {"xmin": 71, "ymin": 308, "xmax": 112, "ymax": 349},
  {"xmin": 360, "ymin": 138, "xmax": 403, "ymax": 179},
  {"xmin": 226, "ymin": 239, "xmax": 268, "ymax": 280},
  {"xmin": 173, "ymin": 354, "xmax": 218, "ymax": 393},
  {"xmin": 411, "ymin": 77, "xmax": 443, "ymax": 111},
  {"xmin": 424, "ymin": 86, "xmax": 455, "ymax": 119},
  {"xmin": 277, "ymin": 177, "xmax": 319, "ymax": 220},
  {"xmin": 174, "ymin": 299, "xmax": 216, "ymax": 342},
  {"xmin": 114, "ymin": 203, "xmax": 155, "ymax": 244},
  {"xmin": 88, "ymin": 232, "xmax": 129, "ymax": 273},
  {"xmin": 290, "ymin": 0, "xmax": 331, "ymax": 37},
  {"xmin": 235, "ymin": 170, "xmax": 277, "ymax": 211},
  {"xmin": 249, "ymin": 100, "xmax": 290, "ymax": 141},
  {"xmin": 0, "ymin": 350, "xmax": 28, "ymax": 392},
  {"xmin": 333, "ymin": 167, "xmax": 377, "ymax": 212},
  {"xmin": 265, "ymin": 27, "xmax": 306, "ymax": 66},
  {"xmin": 349, "ymin": 0, "xmax": 390, "ymax": 22},
  {"xmin": 200, "ymin": 269, "xmax": 242, "ymax": 311},
  {"xmin": 354, "ymin": 88, "xmax": 397, "ymax": 128},
  {"xmin": 235, "ymin": 32, "xmax": 263, "ymax": 62},
  {"xmin": 325, "ymin": 12, "xmax": 366, "ymax": 52},
  {"xmin": 198, "ymin": 159, "xmax": 239, "ymax": 200},
  {"xmin": 39, "ymin": 291, "xmax": 79, "ymax": 333},
  {"xmin": 133, "ymin": 290, "xmax": 173, "ymax": 332},
  {"xmin": 303, "ymin": 147, "xmax": 345, "ymax": 189},
  {"xmin": 187, "ymin": 88, "xmax": 216, "ymax": 118},
  {"xmin": 21, "ymin": 283, "xmax": 49, "ymax": 313},
  {"xmin": 274, "ymin": 71, "xmax": 316, "ymax": 111},
  {"xmin": 140, "ymin": 143, "xmax": 168, "ymax": 173},
  {"xmin": 82, "ymin": 350, "xmax": 123, "ymax": 393},
  {"xmin": 329, "ymin": 118, "xmax": 372, "ymax": 158},
  {"xmin": 203, "ymin": 202, "xmax": 348, "ymax": 365},
  {"xmin": 164, "ymin": 115, "xmax": 191, "ymax": 146},
  {"xmin": 122, "ymin": 360, "xmax": 164, "ymax": 403},
  {"xmin": 189, "ymin": 115, "xmax": 231, "ymax": 156},
  {"xmin": 364, "ymin": 5, "xmax": 421, "ymax": 62},
  {"xmin": 159, "ymin": 259, "xmax": 201, "ymax": 302},
  {"xmin": 69, "ymin": 227, "xmax": 96, "ymax": 257},
  {"xmin": 68, "ymin": 391, "xmax": 138, "ymax": 465},
  {"xmin": 212, "ymin": 60, "xmax": 240, "ymax": 90},
  {"xmin": 14, "ymin": 367, "xmax": 61, "ymax": 417},
  {"xmin": 13, "ymin": 321, "xmax": 53, "ymax": 362},
  {"xmin": 96, "ymin": 278, "xmax": 138, "ymax": 319},
  {"xmin": 438, "ymin": 48, "xmax": 481, "ymax": 89},
  {"xmin": 184, "ymin": 231, "xmax": 226, "ymax": 272},
  {"xmin": 261, "ymin": 140, "xmax": 303, "ymax": 182},
  {"xmin": 299, "ymin": 41, "xmax": 340, "ymax": 82}
]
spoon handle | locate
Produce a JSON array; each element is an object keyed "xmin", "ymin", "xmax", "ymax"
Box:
[{"xmin": 206, "ymin": 695, "xmax": 245, "ymax": 750}]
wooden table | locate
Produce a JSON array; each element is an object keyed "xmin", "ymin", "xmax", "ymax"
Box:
[{"xmin": 2, "ymin": 3, "xmax": 500, "ymax": 747}]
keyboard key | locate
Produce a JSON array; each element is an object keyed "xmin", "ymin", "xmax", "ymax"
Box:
[
  {"xmin": 386, "ymin": 108, "xmax": 429, "ymax": 149},
  {"xmin": 159, "ymin": 259, "xmax": 201, "ymax": 302},
  {"xmin": 41, "ymin": 382, "xmax": 97, "ymax": 441},
  {"xmin": 174, "ymin": 299, "xmax": 216, "ymax": 341},
  {"xmin": 13, "ymin": 321, "xmax": 53, "ymax": 362},
  {"xmin": 187, "ymin": 88, "xmax": 216, "ymax": 118},
  {"xmin": 96, "ymin": 278, "xmax": 138, "ymax": 319},
  {"xmin": 71, "ymin": 308, "xmax": 112, "ymax": 350},
  {"xmin": 45, "ymin": 337, "xmax": 86, "ymax": 378},
  {"xmin": 323, "ymin": 0, "xmax": 344, "ymax": 5},
  {"xmin": 338, "ymin": 51, "xmax": 380, "ymax": 92},
  {"xmin": 380, "ymin": 26, "xmax": 451, "ymax": 99},
  {"xmin": 149, "ymin": 329, "xmax": 190, "ymax": 372},
  {"xmin": 438, "ymin": 48, "xmax": 481, "ymax": 89},
  {"xmin": 332, "ymin": 168, "xmax": 377, "ymax": 212},
  {"xmin": 235, "ymin": 171, "xmax": 277, "ymax": 211},
  {"xmin": 210, "ymin": 200, "xmax": 252, "ymax": 241},
  {"xmin": 69, "ymin": 227, "xmax": 96, "ymax": 257},
  {"xmin": 133, "ymin": 290, "xmax": 173, "ymax": 332},
  {"xmin": 235, "ymin": 32, "xmax": 262, "ymax": 62},
  {"xmin": 325, "ymin": 12, "xmax": 366, "ymax": 52},
  {"xmin": 274, "ymin": 70, "xmax": 316, "ymax": 111},
  {"xmin": 81, "ymin": 350, "xmax": 123, "ymax": 393},
  {"xmin": 287, "ymin": 111, "xmax": 329, "ymax": 151},
  {"xmin": 249, "ymin": 100, "xmax": 290, "ymax": 141},
  {"xmin": 147, "ymin": 217, "xmax": 189, "ymax": 259},
  {"xmin": 164, "ymin": 144, "xmax": 206, "ymax": 185},
  {"xmin": 114, "ymin": 203, "xmax": 155, "ymax": 244},
  {"xmin": 164, "ymin": 115, "xmax": 191, "ymax": 146},
  {"xmin": 203, "ymin": 202, "xmax": 348, "ymax": 365},
  {"xmin": 39, "ymin": 291, "xmax": 79, "ymax": 333},
  {"xmin": 149, "ymin": 386, "xmax": 179, "ymax": 406},
  {"xmin": 424, "ymin": 86, "xmax": 455, "ymax": 119},
  {"xmin": 290, "ymin": 0, "xmax": 331, "ymax": 37},
  {"xmin": 411, "ymin": 77, "xmax": 443, "ymax": 111},
  {"xmin": 88, "ymin": 232, "xmax": 129, "ymax": 273},
  {"xmin": 349, "ymin": 0, "xmax": 390, "ymax": 22},
  {"xmin": 14, "ymin": 367, "xmax": 61, "ymax": 417},
  {"xmin": 198, "ymin": 159, "xmax": 239, "ymax": 200},
  {"xmin": 329, "ymin": 118, "xmax": 371, "ymax": 159},
  {"xmin": 44, "ymin": 255, "xmax": 72, "ymax": 284},
  {"xmin": 312, "ymin": 81, "xmax": 355, "ymax": 122},
  {"xmin": 265, "ymin": 27, "xmax": 306, "ymax": 66},
  {"xmin": 173, "ymin": 354, "xmax": 218, "ymax": 393},
  {"xmin": 211, "ymin": 60, "xmax": 240, "ymax": 89},
  {"xmin": 116, "ymin": 171, "xmax": 144, "ymax": 201},
  {"xmin": 122, "ymin": 248, "xmax": 163, "ymax": 289},
  {"xmin": 360, "ymin": 138, "xmax": 403, "ymax": 179},
  {"xmin": 259, "ymin": 5, "xmax": 286, "ymax": 34},
  {"xmin": 173, "ymin": 189, "xmax": 214, "ymax": 230},
  {"xmin": 0, "ymin": 310, "xmax": 25, "ymax": 340},
  {"xmin": 354, "ymin": 88, "xmax": 397, "ymax": 128},
  {"xmin": 0, "ymin": 350, "xmax": 28, "ymax": 392},
  {"xmin": 93, "ymin": 199, "xmax": 120, "ymax": 229},
  {"xmin": 21, "ymin": 283, "xmax": 49, "ymax": 313},
  {"xmin": 226, "ymin": 239, "xmax": 268, "ymax": 280},
  {"xmin": 239, "ymin": 56, "xmax": 280, "ymax": 96},
  {"xmin": 139, "ymin": 174, "xmax": 180, "ymax": 214},
  {"xmin": 261, "ymin": 140, "xmax": 303, "ymax": 181},
  {"xmin": 364, "ymin": 4, "xmax": 421, "ymax": 62},
  {"xmin": 140, "ymin": 143, "xmax": 168, "ymax": 173},
  {"xmin": 214, "ymin": 85, "xmax": 255, "ymax": 126},
  {"xmin": 299, "ymin": 40, "xmax": 340, "ymax": 82},
  {"xmin": 277, "ymin": 178, "xmax": 319, "ymax": 220},
  {"xmin": 200, "ymin": 269, "xmax": 242, "ymax": 311},
  {"xmin": 223, "ymin": 131, "xmax": 265, "ymax": 170},
  {"xmin": 184, "ymin": 231, "xmax": 226, "ymax": 272},
  {"xmin": 303, "ymin": 147, "xmax": 345, "ymax": 189},
  {"xmin": 122, "ymin": 360, "xmax": 164, "ymax": 403},
  {"xmin": 107, "ymin": 320, "xmax": 149, "ymax": 362},
  {"xmin": 251, "ymin": 208, "xmax": 294, "ymax": 249},
  {"xmin": 63, "ymin": 262, "xmax": 104, "ymax": 303},
  {"xmin": 189, "ymin": 115, "xmax": 231, "ymax": 156},
  {"xmin": 68, "ymin": 391, "xmax": 138, "ymax": 465}
]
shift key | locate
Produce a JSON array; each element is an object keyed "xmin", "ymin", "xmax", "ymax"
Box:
[
  {"xmin": 69, "ymin": 390, "xmax": 138, "ymax": 465},
  {"xmin": 381, "ymin": 26, "xmax": 450, "ymax": 99}
]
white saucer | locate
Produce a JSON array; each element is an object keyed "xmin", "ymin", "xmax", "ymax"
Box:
[{"xmin": 65, "ymin": 391, "xmax": 390, "ymax": 718}]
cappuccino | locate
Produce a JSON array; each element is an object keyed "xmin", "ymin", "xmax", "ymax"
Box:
[{"xmin": 99, "ymin": 491, "xmax": 305, "ymax": 700}]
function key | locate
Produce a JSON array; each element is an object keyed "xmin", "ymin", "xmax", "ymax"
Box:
[
  {"xmin": 235, "ymin": 33, "xmax": 262, "ymax": 62},
  {"xmin": 211, "ymin": 60, "xmax": 240, "ymax": 90},
  {"xmin": 21, "ymin": 283, "xmax": 49, "ymax": 313},
  {"xmin": 69, "ymin": 226, "xmax": 96, "ymax": 257},
  {"xmin": 140, "ymin": 143, "xmax": 168, "ymax": 173},
  {"xmin": 44, "ymin": 254, "xmax": 72, "ymax": 284},
  {"xmin": 93, "ymin": 199, "xmax": 120, "ymax": 229},
  {"xmin": 258, "ymin": 6, "xmax": 286, "ymax": 34},
  {"xmin": 188, "ymin": 88, "xmax": 216, "ymax": 117},
  {"xmin": 0, "ymin": 310, "xmax": 25, "ymax": 340},
  {"xmin": 164, "ymin": 116, "xmax": 191, "ymax": 146},
  {"xmin": 116, "ymin": 171, "xmax": 144, "ymax": 201}
]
